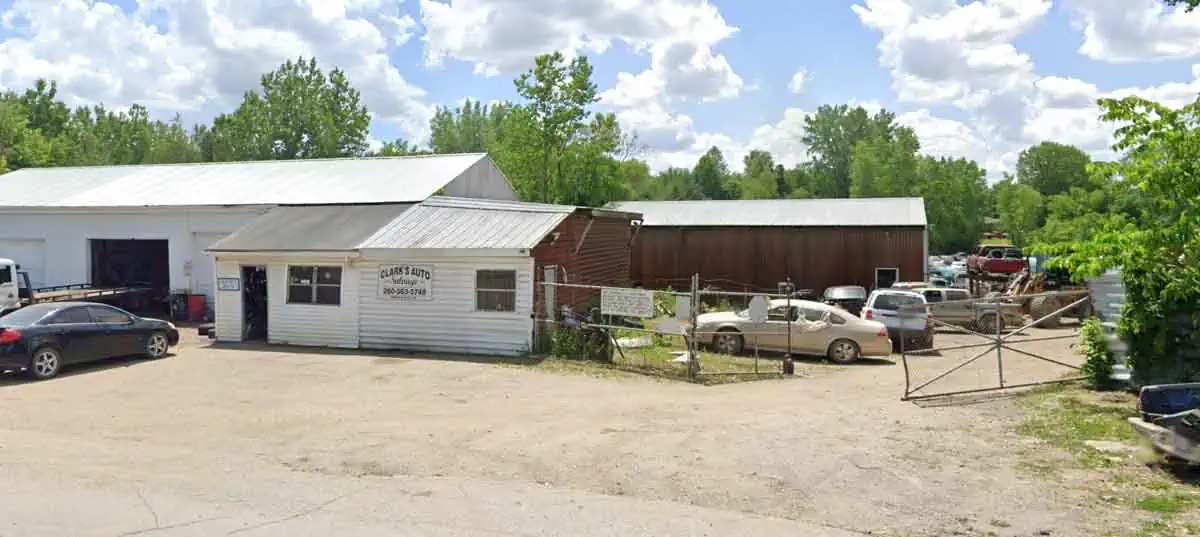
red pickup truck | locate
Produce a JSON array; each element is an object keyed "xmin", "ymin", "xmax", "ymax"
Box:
[{"xmin": 967, "ymin": 245, "xmax": 1027, "ymax": 278}]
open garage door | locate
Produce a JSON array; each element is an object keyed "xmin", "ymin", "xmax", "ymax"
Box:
[
  {"xmin": 0, "ymin": 239, "xmax": 46, "ymax": 288},
  {"xmin": 192, "ymin": 232, "xmax": 229, "ymax": 301}
]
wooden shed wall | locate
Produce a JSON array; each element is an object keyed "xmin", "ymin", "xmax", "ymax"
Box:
[
  {"xmin": 631, "ymin": 226, "xmax": 925, "ymax": 294},
  {"xmin": 532, "ymin": 212, "xmax": 634, "ymax": 317}
]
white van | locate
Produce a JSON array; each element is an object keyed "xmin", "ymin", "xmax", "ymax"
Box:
[{"xmin": 861, "ymin": 289, "xmax": 933, "ymax": 350}]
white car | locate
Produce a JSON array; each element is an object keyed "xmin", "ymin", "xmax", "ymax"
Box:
[{"xmin": 861, "ymin": 289, "xmax": 934, "ymax": 350}]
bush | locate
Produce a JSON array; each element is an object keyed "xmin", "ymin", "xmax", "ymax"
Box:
[{"xmin": 1078, "ymin": 318, "xmax": 1115, "ymax": 390}]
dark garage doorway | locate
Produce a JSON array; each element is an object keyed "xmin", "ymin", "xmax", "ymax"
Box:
[{"xmin": 89, "ymin": 239, "xmax": 170, "ymax": 315}]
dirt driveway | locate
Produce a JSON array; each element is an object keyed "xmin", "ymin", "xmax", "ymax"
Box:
[{"xmin": 0, "ymin": 326, "xmax": 1108, "ymax": 536}]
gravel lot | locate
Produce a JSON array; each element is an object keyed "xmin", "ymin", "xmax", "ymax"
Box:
[{"xmin": 0, "ymin": 325, "xmax": 1119, "ymax": 536}]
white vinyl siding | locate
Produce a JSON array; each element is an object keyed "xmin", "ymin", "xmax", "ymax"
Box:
[
  {"xmin": 213, "ymin": 259, "xmax": 243, "ymax": 343},
  {"xmin": 358, "ymin": 257, "xmax": 534, "ymax": 356},
  {"xmin": 268, "ymin": 262, "xmax": 359, "ymax": 348}
]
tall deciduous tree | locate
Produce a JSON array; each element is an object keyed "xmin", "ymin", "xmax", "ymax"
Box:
[
  {"xmin": 210, "ymin": 57, "xmax": 370, "ymax": 161},
  {"xmin": 803, "ymin": 105, "xmax": 900, "ymax": 198},
  {"xmin": 692, "ymin": 146, "xmax": 731, "ymax": 200},
  {"xmin": 849, "ymin": 126, "xmax": 919, "ymax": 197},
  {"xmin": 1164, "ymin": 0, "xmax": 1198, "ymax": 10},
  {"xmin": 916, "ymin": 156, "xmax": 989, "ymax": 253},
  {"xmin": 994, "ymin": 179, "xmax": 1045, "ymax": 245},
  {"xmin": 514, "ymin": 52, "xmax": 599, "ymax": 202},
  {"xmin": 1015, "ymin": 141, "xmax": 1092, "ymax": 197},
  {"xmin": 1036, "ymin": 95, "xmax": 1200, "ymax": 384}
]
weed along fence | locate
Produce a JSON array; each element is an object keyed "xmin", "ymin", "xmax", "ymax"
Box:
[{"xmin": 537, "ymin": 272, "xmax": 819, "ymax": 384}]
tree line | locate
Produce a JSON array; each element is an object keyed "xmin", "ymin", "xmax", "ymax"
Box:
[{"xmin": 0, "ymin": 53, "xmax": 1150, "ymax": 254}]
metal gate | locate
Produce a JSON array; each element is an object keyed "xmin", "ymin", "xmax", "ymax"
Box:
[{"xmin": 899, "ymin": 290, "xmax": 1092, "ymax": 401}]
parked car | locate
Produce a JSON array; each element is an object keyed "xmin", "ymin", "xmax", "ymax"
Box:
[
  {"xmin": 967, "ymin": 245, "xmax": 1028, "ymax": 278},
  {"xmin": 0, "ymin": 302, "xmax": 179, "ymax": 380},
  {"xmin": 913, "ymin": 287, "xmax": 1023, "ymax": 332},
  {"xmin": 821, "ymin": 285, "xmax": 867, "ymax": 316},
  {"xmin": 861, "ymin": 289, "xmax": 933, "ymax": 350},
  {"xmin": 696, "ymin": 299, "xmax": 892, "ymax": 363}
]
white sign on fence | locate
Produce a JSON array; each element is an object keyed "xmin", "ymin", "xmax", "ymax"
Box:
[
  {"xmin": 600, "ymin": 287, "xmax": 654, "ymax": 318},
  {"xmin": 377, "ymin": 264, "xmax": 434, "ymax": 300}
]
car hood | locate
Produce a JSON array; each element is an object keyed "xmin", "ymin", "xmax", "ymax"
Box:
[
  {"xmin": 696, "ymin": 311, "xmax": 743, "ymax": 325},
  {"xmin": 140, "ymin": 317, "xmax": 176, "ymax": 328}
]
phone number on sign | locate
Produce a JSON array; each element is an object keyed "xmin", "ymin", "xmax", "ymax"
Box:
[{"xmin": 382, "ymin": 287, "xmax": 429, "ymax": 298}]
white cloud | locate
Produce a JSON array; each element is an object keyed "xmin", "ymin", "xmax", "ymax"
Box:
[
  {"xmin": 1065, "ymin": 0, "xmax": 1200, "ymax": 62},
  {"xmin": 787, "ymin": 69, "xmax": 808, "ymax": 94},
  {"xmin": 0, "ymin": 0, "xmax": 433, "ymax": 141}
]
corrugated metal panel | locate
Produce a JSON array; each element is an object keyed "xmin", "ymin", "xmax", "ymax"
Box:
[
  {"xmin": 607, "ymin": 198, "xmax": 927, "ymax": 227},
  {"xmin": 0, "ymin": 153, "xmax": 494, "ymax": 208},
  {"xmin": 631, "ymin": 227, "xmax": 925, "ymax": 294},
  {"xmin": 213, "ymin": 259, "xmax": 243, "ymax": 343},
  {"xmin": 0, "ymin": 208, "xmax": 264, "ymax": 293},
  {"xmin": 358, "ymin": 258, "xmax": 534, "ymax": 356},
  {"xmin": 359, "ymin": 197, "xmax": 572, "ymax": 250},
  {"xmin": 267, "ymin": 262, "xmax": 359, "ymax": 348},
  {"xmin": 531, "ymin": 213, "xmax": 635, "ymax": 316},
  {"xmin": 208, "ymin": 204, "xmax": 412, "ymax": 252}
]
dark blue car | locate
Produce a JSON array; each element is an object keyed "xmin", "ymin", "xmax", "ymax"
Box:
[{"xmin": 0, "ymin": 302, "xmax": 179, "ymax": 380}]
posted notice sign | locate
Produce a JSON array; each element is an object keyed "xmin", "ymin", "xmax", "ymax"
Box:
[
  {"xmin": 377, "ymin": 264, "xmax": 434, "ymax": 300},
  {"xmin": 600, "ymin": 287, "xmax": 654, "ymax": 318}
]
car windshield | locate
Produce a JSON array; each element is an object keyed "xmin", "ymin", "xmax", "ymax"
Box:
[
  {"xmin": 872, "ymin": 293, "xmax": 923, "ymax": 311},
  {"xmin": 0, "ymin": 304, "xmax": 59, "ymax": 326}
]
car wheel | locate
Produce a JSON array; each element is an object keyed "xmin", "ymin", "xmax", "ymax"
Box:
[
  {"xmin": 28, "ymin": 346, "xmax": 62, "ymax": 380},
  {"xmin": 826, "ymin": 339, "xmax": 861, "ymax": 364},
  {"xmin": 712, "ymin": 330, "xmax": 744, "ymax": 355},
  {"xmin": 975, "ymin": 313, "xmax": 999, "ymax": 333},
  {"xmin": 145, "ymin": 331, "xmax": 170, "ymax": 359}
]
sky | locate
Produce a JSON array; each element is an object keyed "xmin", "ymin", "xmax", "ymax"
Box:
[{"xmin": 1, "ymin": 0, "xmax": 1200, "ymax": 179}]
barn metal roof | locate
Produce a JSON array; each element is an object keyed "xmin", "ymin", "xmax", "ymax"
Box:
[
  {"xmin": 0, "ymin": 153, "xmax": 491, "ymax": 208},
  {"xmin": 207, "ymin": 197, "xmax": 593, "ymax": 253},
  {"xmin": 606, "ymin": 197, "xmax": 927, "ymax": 227},
  {"xmin": 207, "ymin": 204, "xmax": 414, "ymax": 252},
  {"xmin": 359, "ymin": 197, "xmax": 574, "ymax": 250}
]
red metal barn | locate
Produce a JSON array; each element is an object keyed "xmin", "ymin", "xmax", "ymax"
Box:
[
  {"xmin": 607, "ymin": 198, "xmax": 928, "ymax": 296},
  {"xmin": 531, "ymin": 207, "xmax": 642, "ymax": 316}
]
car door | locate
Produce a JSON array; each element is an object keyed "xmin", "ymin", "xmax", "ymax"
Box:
[
  {"xmin": 791, "ymin": 307, "xmax": 832, "ymax": 355},
  {"xmin": 756, "ymin": 304, "xmax": 795, "ymax": 351},
  {"xmin": 41, "ymin": 306, "xmax": 105, "ymax": 363},
  {"xmin": 86, "ymin": 305, "xmax": 142, "ymax": 357},
  {"xmin": 943, "ymin": 289, "xmax": 972, "ymax": 326}
]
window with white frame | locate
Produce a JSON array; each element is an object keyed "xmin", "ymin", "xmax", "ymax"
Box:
[
  {"xmin": 475, "ymin": 269, "xmax": 516, "ymax": 312},
  {"xmin": 287, "ymin": 266, "xmax": 342, "ymax": 305}
]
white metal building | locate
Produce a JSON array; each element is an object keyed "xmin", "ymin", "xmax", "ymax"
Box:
[
  {"xmin": 206, "ymin": 197, "xmax": 612, "ymax": 356},
  {"xmin": 0, "ymin": 154, "xmax": 516, "ymax": 308}
]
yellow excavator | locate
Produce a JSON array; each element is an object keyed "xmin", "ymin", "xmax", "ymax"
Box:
[{"xmin": 1002, "ymin": 260, "xmax": 1092, "ymax": 328}]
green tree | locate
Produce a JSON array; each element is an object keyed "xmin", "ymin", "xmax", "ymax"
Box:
[
  {"xmin": 737, "ymin": 150, "xmax": 782, "ymax": 199},
  {"xmin": 514, "ymin": 52, "xmax": 599, "ymax": 202},
  {"xmin": 849, "ymin": 126, "xmax": 919, "ymax": 197},
  {"xmin": 803, "ymin": 105, "xmax": 900, "ymax": 197},
  {"xmin": 370, "ymin": 138, "xmax": 429, "ymax": 156},
  {"xmin": 1164, "ymin": 0, "xmax": 1198, "ymax": 9},
  {"xmin": 210, "ymin": 57, "xmax": 370, "ymax": 161},
  {"xmin": 916, "ymin": 156, "xmax": 989, "ymax": 253},
  {"xmin": 1016, "ymin": 141, "xmax": 1092, "ymax": 197},
  {"xmin": 692, "ymin": 146, "xmax": 731, "ymax": 199},
  {"xmin": 1036, "ymin": 95, "xmax": 1200, "ymax": 384},
  {"xmin": 994, "ymin": 179, "xmax": 1044, "ymax": 245}
]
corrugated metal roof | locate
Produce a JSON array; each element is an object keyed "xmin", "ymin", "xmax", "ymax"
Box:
[
  {"xmin": 359, "ymin": 196, "xmax": 573, "ymax": 250},
  {"xmin": 207, "ymin": 204, "xmax": 414, "ymax": 252},
  {"xmin": 0, "ymin": 153, "xmax": 489, "ymax": 208},
  {"xmin": 606, "ymin": 198, "xmax": 927, "ymax": 227}
]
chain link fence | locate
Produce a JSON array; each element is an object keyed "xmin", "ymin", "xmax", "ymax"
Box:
[{"xmin": 536, "ymin": 274, "xmax": 817, "ymax": 384}]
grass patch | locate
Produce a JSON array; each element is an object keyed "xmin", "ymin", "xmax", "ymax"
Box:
[{"xmin": 1019, "ymin": 386, "xmax": 1200, "ymax": 535}]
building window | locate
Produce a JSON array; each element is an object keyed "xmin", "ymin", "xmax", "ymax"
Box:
[
  {"xmin": 476, "ymin": 269, "xmax": 516, "ymax": 312},
  {"xmin": 287, "ymin": 266, "xmax": 342, "ymax": 306}
]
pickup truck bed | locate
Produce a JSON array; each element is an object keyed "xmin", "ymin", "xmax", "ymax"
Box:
[{"xmin": 31, "ymin": 284, "xmax": 150, "ymax": 302}]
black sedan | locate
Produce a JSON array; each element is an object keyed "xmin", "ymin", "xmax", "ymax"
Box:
[{"xmin": 0, "ymin": 302, "xmax": 179, "ymax": 380}]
